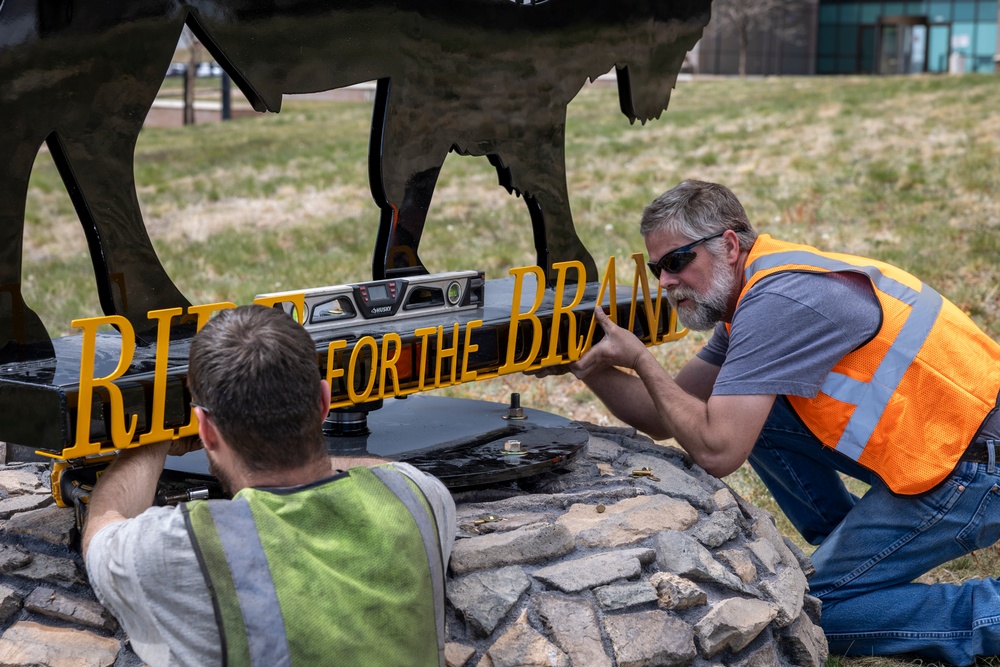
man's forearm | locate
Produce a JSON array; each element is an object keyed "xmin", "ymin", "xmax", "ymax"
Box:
[
  {"xmin": 81, "ymin": 442, "xmax": 170, "ymax": 558},
  {"xmin": 582, "ymin": 365, "xmax": 674, "ymax": 439},
  {"xmin": 633, "ymin": 353, "xmax": 773, "ymax": 477},
  {"xmin": 586, "ymin": 355, "xmax": 741, "ymax": 472}
]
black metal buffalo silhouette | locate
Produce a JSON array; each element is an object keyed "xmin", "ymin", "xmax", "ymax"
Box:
[
  {"xmin": 0, "ymin": 0, "xmax": 710, "ymax": 362},
  {"xmin": 1, "ymin": 0, "xmax": 192, "ymax": 361}
]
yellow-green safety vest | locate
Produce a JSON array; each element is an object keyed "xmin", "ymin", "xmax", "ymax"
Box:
[{"xmin": 184, "ymin": 465, "xmax": 445, "ymax": 667}]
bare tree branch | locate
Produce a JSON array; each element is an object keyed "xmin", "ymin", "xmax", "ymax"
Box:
[{"xmin": 711, "ymin": 0, "xmax": 807, "ymax": 76}]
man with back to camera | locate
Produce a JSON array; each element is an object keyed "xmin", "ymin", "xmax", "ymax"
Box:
[
  {"xmin": 82, "ymin": 304, "xmax": 456, "ymax": 667},
  {"xmin": 539, "ymin": 179, "xmax": 1000, "ymax": 665}
]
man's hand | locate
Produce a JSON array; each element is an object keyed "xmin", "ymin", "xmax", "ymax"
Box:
[
  {"xmin": 523, "ymin": 364, "xmax": 573, "ymax": 379},
  {"xmin": 570, "ymin": 308, "xmax": 648, "ymax": 380},
  {"xmin": 526, "ymin": 307, "xmax": 773, "ymax": 478},
  {"xmin": 168, "ymin": 435, "xmax": 203, "ymax": 457}
]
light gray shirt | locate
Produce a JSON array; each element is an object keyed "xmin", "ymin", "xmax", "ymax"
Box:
[
  {"xmin": 697, "ymin": 271, "xmax": 881, "ymax": 398},
  {"xmin": 86, "ymin": 462, "xmax": 457, "ymax": 667}
]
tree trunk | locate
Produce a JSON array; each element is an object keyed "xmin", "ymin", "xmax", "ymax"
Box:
[
  {"xmin": 183, "ymin": 43, "xmax": 198, "ymax": 125},
  {"xmin": 739, "ymin": 21, "xmax": 749, "ymax": 78}
]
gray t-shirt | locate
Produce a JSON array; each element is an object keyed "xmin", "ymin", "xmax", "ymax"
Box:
[
  {"xmin": 86, "ymin": 462, "xmax": 457, "ymax": 667},
  {"xmin": 696, "ymin": 270, "xmax": 1000, "ymax": 441}
]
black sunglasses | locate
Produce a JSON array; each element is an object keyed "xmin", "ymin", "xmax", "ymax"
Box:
[{"xmin": 647, "ymin": 231, "xmax": 726, "ymax": 278}]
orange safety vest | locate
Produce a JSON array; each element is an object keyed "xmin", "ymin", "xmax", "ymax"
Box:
[{"xmin": 736, "ymin": 235, "xmax": 1000, "ymax": 495}]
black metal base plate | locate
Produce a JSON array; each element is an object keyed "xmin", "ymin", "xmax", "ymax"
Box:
[{"xmin": 164, "ymin": 395, "xmax": 588, "ymax": 490}]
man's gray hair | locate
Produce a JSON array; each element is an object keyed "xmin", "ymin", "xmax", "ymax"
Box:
[{"xmin": 640, "ymin": 180, "xmax": 757, "ymax": 252}]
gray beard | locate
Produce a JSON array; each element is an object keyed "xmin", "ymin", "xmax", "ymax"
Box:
[{"xmin": 667, "ymin": 263, "xmax": 734, "ymax": 331}]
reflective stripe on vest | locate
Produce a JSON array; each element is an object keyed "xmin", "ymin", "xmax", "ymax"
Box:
[
  {"xmin": 743, "ymin": 247, "xmax": 943, "ymax": 460},
  {"xmin": 202, "ymin": 496, "xmax": 291, "ymax": 667},
  {"xmin": 184, "ymin": 466, "xmax": 444, "ymax": 667},
  {"xmin": 370, "ymin": 467, "xmax": 445, "ymax": 667},
  {"xmin": 737, "ymin": 235, "xmax": 1000, "ymax": 494}
]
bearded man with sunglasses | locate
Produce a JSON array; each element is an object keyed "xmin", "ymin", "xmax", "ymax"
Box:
[
  {"xmin": 82, "ymin": 305, "xmax": 456, "ymax": 667},
  {"xmin": 561, "ymin": 179, "xmax": 1000, "ymax": 665}
]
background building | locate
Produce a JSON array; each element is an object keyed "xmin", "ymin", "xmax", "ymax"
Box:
[{"xmin": 695, "ymin": 0, "xmax": 999, "ymax": 75}]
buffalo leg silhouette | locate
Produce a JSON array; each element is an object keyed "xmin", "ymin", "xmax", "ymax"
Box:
[
  {"xmin": 0, "ymin": 1, "xmax": 191, "ymax": 362},
  {"xmin": 0, "ymin": 138, "xmax": 53, "ymax": 361}
]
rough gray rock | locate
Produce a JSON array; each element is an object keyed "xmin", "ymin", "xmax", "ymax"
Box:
[
  {"xmin": 0, "ymin": 584, "xmax": 21, "ymax": 624},
  {"xmin": 779, "ymin": 612, "xmax": 830, "ymax": 666},
  {"xmin": 24, "ymin": 587, "xmax": 117, "ymax": 633},
  {"xmin": 0, "ymin": 621, "xmax": 119, "ymax": 667},
  {"xmin": 654, "ymin": 529, "xmax": 754, "ymax": 594},
  {"xmin": 556, "ymin": 495, "xmax": 698, "ymax": 548},
  {"xmin": 481, "ymin": 610, "xmax": 570, "ymax": 667},
  {"xmin": 648, "ymin": 571, "xmax": 707, "ymax": 611},
  {"xmin": 448, "ymin": 566, "xmax": 531, "ymax": 636},
  {"xmin": 593, "ymin": 579, "xmax": 659, "ymax": 611},
  {"xmin": 0, "ymin": 494, "xmax": 52, "ymax": 520},
  {"xmin": 534, "ymin": 593, "xmax": 612, "ymax": 667},
  {"xmin": 531, "ymin": 548, "xmax": 655, "ymax": 593},
  {"xmin": 604, "ymin": 610, "xmax": 698, "ymax": 667},
  {"xmin": 4, "ymin": 506, "xmax": 76, "ymax": 547},
  {"xmin": 450, "ymin": 523, "xmax": 574, "ymax": 575},
  {"xmin": 694, "ymin": 598, "xmax": 778, "ymax": 658}
]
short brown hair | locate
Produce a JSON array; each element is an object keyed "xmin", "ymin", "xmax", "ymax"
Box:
[{"xmin": 187, "ymin": 305, "xmax": 325, "ymax": 472}]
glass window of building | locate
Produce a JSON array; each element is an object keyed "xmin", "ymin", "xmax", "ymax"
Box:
[{"xmin": 817, "ymin": 0, "xmax": 999, "ymax": 74}]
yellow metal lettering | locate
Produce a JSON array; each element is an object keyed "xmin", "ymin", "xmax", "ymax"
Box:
[
  {"xmin": 542, "ymin": 260, "xmax": 586, "ymax": 364},
  {"xmin": 435, "ymin": 324, "xmax": 460, "ymax": 387},
  {"xmin": 253, "ymin": 293, "xmax": 306, "ymax": 325},
  {"xmin": 661, "ymin": 307, "xmax": 688, "ymax": 342},
  {"xmin": 379, "ymin": 333, "xmax": 402, "ymax": 398},
  {"xmin": 584, "ymin": 256, "xmax": 618, "ymax": 352},
  {"xmin": 629, "ymin": 252, "xmax": 662, "ymax": 343},
  {"xmin": 414, "ymin": 327, "xmax": 436, "ymax": 390},
  {"xmin": 347, "ymin": 336, "xmax": 378, "ymax": 403},
  {"xmin": 460, "ymin": 320, "xmax": 483, "ymax": 382},
  {"xmin": 70, "ymin": 315, "xmax": 137, "ymax": 453},
  {"xmin": 187, "ymin": 302, "xmax": 238, "ymax": 332},
  {"xmin": 499, "ymin": 265, "xmax": 545, "ymax": 373},
  {"xmin": 326, "ymin": 340, "xmax": 348, "ymax": 387},
  {"xmin": 139, "ymin": 307, "xmax": 184, "ymax": 445},
  {"xmin": 60, "ymin": 256, "xmax": 692, "ymax": 453}
]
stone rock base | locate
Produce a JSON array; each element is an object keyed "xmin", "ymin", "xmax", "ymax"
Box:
[
  {"xmin": 443, "ymin": 425, "xmax": 828, "ymax": 667},
  {"xmin": 0, "ymin": 427, "xmax": 828, "ymax": 666}
]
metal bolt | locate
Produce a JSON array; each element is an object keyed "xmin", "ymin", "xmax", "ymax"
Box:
[{"xmin": 503, "ymin": 392, "xmax": 526, "ymax": 420}]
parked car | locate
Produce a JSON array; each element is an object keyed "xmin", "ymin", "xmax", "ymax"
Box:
[{"xmin": 195, "ymin": 62, "xmax": 223, "ymax": 77}]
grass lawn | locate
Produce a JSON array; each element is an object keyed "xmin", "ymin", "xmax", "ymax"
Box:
[{"xmin": 20, "ymin": 73, "xmax": 1000, "ymax": 666}]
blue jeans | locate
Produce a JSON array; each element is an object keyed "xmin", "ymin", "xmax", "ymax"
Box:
[{"xmin": 749, "ymin": 397, "xmax": 1000, "ymax": 666}]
